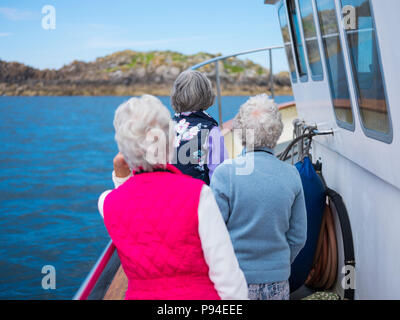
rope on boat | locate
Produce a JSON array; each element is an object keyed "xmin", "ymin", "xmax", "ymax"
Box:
[{"xmin": 305, "ymin": 196, "xmax": 338, "ymax": 290}]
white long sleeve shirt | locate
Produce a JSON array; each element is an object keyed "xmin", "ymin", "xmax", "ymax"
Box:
[{"xmin": 98, "ymin": 171, "xmax": 249, "ymax": 300}]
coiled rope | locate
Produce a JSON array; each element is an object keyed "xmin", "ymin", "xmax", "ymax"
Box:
[{"xmin": 305, "ymin": 198, "xmax": 338, "ymax": 290}]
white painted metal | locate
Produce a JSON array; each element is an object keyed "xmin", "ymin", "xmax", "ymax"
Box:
[{"xmin": 270, "ymin": 0, "xmax": 400, "ymax": 299}]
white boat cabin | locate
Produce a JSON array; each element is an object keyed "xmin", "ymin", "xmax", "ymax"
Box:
[{"xmin": 266, "ymin": 0, "xmax": 400, "ymax": 299}]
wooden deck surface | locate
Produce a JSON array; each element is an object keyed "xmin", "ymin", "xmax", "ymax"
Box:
[{"xmin": 103, "ymin": 266, "xmax": 128, "ymax": 300}]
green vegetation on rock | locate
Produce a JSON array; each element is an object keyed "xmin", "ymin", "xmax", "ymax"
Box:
[{"xmin": 0, "ymin": 50, "xmax": 292, "ymax": 96}]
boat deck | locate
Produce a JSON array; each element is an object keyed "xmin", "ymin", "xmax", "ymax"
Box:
[{"xmin": 103, "ymin": 266, "xmax": 127, "ymax": 300}]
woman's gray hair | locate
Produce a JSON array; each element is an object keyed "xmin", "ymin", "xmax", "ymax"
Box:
[
  {"xmin": 171, "ymin": 70, "xmax": 215, "ymax": 113},
  {"xmin": 113, "ymin": 95, "xmax": 174, "ymax": 172},
  {"xmin": 234, "ymin": 94, "xmax": 284, "ymax": 149}
]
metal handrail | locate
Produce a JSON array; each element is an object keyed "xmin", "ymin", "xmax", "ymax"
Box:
[
  {"xmin": 73, "ymin": 240, "xmax": 116, "ymax": 300},
  {"xmin": 190, "ymin": 46, "xmax": 284, "ymax": 127}
]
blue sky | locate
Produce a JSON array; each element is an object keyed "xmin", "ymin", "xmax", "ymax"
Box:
[{"xmin": 0, "ymin": 0, "xmax": 289, "ymax": 72}]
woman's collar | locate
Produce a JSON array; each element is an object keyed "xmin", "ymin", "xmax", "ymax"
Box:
[
  {"xmin": 133, "ymin": 164, "xmax": 182, "ymax": 175},
  {"xmin": 174, "ymin": 110, "xmax": 210, "ymax": 117},
  {"xmin": 242, "ymin": 146, "xmax": 275, "ymax": 155}
]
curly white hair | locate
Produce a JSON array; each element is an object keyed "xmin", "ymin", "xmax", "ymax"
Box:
[
  {"xmin": 234, "ymin": 94, "xmax": 284, "ymax": 149},
  {"xmin": 113, "ymin": 95, "xmax": 173, "ymax": 172}
]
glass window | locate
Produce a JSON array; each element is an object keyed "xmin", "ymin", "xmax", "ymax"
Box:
[
  {"xmin": 315, "ymin": 0, "xmax": 354, "ymax": 126},
  {"xmin": 287, "ymin": 0, "xmax": 308, "ymax": 79},
  {"xmin": 278, "ymin": 5, "xmax": 298, "ymax": 82},
  {"xmin": 298, "ymin": 0, "xmax": 324, "ymax": 79},
  {"xmin": 341, "ymin": 0, "xmax": 391, "ymax": 138}
]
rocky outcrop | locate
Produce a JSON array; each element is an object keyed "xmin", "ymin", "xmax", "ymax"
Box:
[{"xmin": 0, "ymin": 50, "xmax": 292, "ymax": 96}]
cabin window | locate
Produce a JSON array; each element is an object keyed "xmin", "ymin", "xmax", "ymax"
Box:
[
  {"xmin": 278, "ymin": 5, "xmax": 298, "ymax": 83},
  {"xmin": 315, "ymin": 0, "xmax": 354, "ymax": 128},
  {"xmin": 340, "ymin": 0, "xmax": 392, "ymax": 141},
  {"xmin": 298, "ymin": 0, "xmax": 324, "ymax": 80},
  {"xmin": 286, "ymin": 0, "xmax": 308, "ymax": 81}
]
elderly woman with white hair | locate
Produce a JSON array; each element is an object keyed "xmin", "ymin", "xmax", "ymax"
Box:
[
  {"xmin": 97, "ymin": 95, "xmax": 248, "ymax": 300},
  {"xmin": 210, "ymin": 94, "xmax": 307, "ymax": 300}
]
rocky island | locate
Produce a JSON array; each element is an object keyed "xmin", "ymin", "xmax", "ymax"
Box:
[{"xmin": 0, "ymin": 50, "xmax": 292, "ymax": 96}]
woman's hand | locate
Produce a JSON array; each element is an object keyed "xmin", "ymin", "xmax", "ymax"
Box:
[{"xmin": 113, "ymin": 152, "xmax": 131, "ymax": 178}]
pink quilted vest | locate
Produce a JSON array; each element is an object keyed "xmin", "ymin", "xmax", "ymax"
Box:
[{"xmin": 103, "ymin": 164, "xmax": 220, "ymax": 300}]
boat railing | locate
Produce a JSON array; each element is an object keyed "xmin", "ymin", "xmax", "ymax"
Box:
[
  {"xmin": 73, "ymin": 240, "xmax": 116, "ymax": 300},
  {"xmin": 190, "ymin": 46, "xmax": 284, "ymax": 126}
]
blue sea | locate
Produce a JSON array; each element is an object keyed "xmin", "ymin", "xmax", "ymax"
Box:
[{"xmin": 0, "ymin": 95, "xmax": 293, "ymax": 300}]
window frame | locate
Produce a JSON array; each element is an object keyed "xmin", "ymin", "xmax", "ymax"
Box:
[
  {"xmin": 297, "ymin": 0, "xmax": 325, "ymax": 81},
  {"xmin": 339, "ymin": 0, "xmax": 393, "ymax": 143},
  {"xmin": 278, "ymin": 2, "xmax": 299, "ymax": 83},
  {"xmin": 315, "ymin": 0, "xmax": 356, "ymax": 131},
  {"xmin": 286, "ymin": 0, "xmax": 309, "ymax": 82}
]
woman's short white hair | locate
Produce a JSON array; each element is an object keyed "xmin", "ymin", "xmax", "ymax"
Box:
[
  {"xmin": 234, "ymin": 94, "xmax": 283, "ymax": 149},
  {"xmin": 113, "ymin": 95, "xmax": 173, "ymax": 172},
  {"xmin": 171, "ymin": 70, "xmax": 215, "ymax": 113}
]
